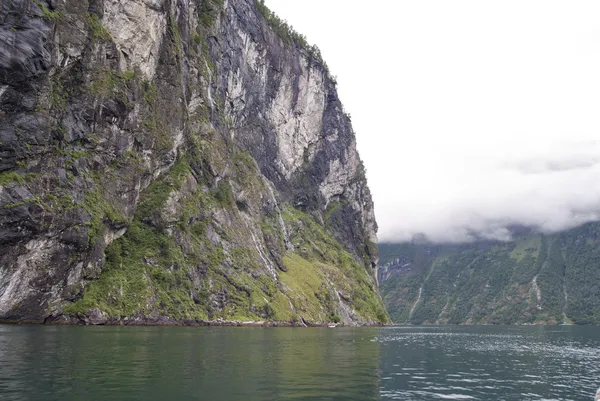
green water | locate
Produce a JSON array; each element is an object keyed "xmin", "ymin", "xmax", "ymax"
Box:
[{"xmin": 0, "ymin": 325, "xmax": 598, "ymax": 400}]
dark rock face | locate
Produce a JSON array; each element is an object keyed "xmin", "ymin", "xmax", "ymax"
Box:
[
  {"xmin": 0, "ymin": 0, "xmax": 386, "ymax": 325},
  {"xmin": 0, "ymin": 1, "xmax": 53, "ymax": 84}
]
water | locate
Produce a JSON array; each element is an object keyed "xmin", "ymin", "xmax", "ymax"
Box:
[
  {"xmin": 0, "ymin": 325, "xmax": 598, "ymax": 400},
  {"xmin": 378, "ymin": 326, "xmax": 600, "ymax": 400}
]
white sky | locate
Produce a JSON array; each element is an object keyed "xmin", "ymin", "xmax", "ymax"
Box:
[{"xmin": 263, "ymin": 0, "xmax": 600, "ymax": 243}]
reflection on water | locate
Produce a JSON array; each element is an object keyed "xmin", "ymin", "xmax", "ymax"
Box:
[
  {"xmin": 0, "ymin": 325, "xmax": 598, "ymax": 400},
  {"xmin": 0, "ymin": 326, "xmax": 380, "ymax": 401}
]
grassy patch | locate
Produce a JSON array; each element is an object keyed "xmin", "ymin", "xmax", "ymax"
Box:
[
  {"xmin": 199, "ymin": 0, "xmax": 224, "ymax": 29},
  {"xmin": 50, "ymin": 79, "xmax": 68, "ymax": 112},
  {"xmin": 212, "ymin": 180, "xmax": 235, "ymax": 208},
  {"xmin": 279, "ymin": 253, "xmax": 327, "ymax": 320},
  {"xmin": 254, "ymin": 0, "xmax": 329, "ymax": 72},
  {"xmin": 281, "ymin": 206, "xmax": 389, "ymax": 323},
  {"xmin": 81, "ymin": 189, "xmax": 128, "ymax": 246},
  {"xmin": 0, "ymin": 172, "xmax": 38, "ymax": 186},
  {"xmin": 89, "ymin": 69, "xmax": 136, "ymax": 99},
  {"xmin": 510, "ymin": 235, "xmax": 541, "ymax": 261},
  {"xmin": 324, "ymin": 200, "xmax": 345, "ymax": 224},
  {"xmin": 87, "ymin": 14, "xmax": 111, "ymax": 41},
  {"xmin": 136, "ymin": 159, "xmax": 190, "ymax": 221},
  {"xmin": 33, "ymin": 0, "xmax": 61, "ymax": 20}
]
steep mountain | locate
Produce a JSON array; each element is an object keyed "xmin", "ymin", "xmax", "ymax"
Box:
[
  {"xmin": 379, "ymin": 222, "xmax": 600, "ymax": 325},
  {"xmin": 0, "ymin": 0, "xmax": 387, "ymax": 325}
]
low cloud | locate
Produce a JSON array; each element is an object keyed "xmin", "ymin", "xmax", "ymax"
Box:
[{"xmin": 375, "ymin": 140, "xmax": 600, "ymax": 243}]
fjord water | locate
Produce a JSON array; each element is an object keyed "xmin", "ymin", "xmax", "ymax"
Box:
[{"xmin": 0, "ymin": 325, "xmax": 598, "ymax": 400}]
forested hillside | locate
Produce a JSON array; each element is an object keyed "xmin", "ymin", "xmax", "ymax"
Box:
[{"xmin": 379, "ymin": 222, "xmax": 600, "ymax": 324}]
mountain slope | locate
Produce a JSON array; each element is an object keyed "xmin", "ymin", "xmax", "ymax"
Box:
[
  {"xmin": 379, "ymin": 222, "xmax": 600, "ymax": 325},
  {"xmin": 0, "ymin": 0, "xmax": 387, "ymax": 325}
]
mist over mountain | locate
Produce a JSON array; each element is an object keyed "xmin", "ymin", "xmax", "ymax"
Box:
[
  {"xmin": 377, "ymin": 140, "xmax": 600, "ymax": 243},
  {"xmin": 379, "ymin": 221, "xmax": 600, "ymax": 325}
]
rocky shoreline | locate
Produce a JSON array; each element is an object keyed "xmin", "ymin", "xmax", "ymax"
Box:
[{"xmin": 0, "ymin": 315, "xmax": 386, "ymax": 328}]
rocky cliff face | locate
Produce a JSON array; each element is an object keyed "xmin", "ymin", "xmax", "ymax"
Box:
[
  {"xmin": 379, "ymin": 222, "xmax": 600, "ymax": 325},
  {"xmin": 0, "ymin": 0, "xmax": 387, "ymax": 324}
]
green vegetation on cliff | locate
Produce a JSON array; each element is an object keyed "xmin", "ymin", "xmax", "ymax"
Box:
[
  {"xmin": 254, "ymin": 0, "xmax": 330, "ymax": 73},
  {"xmin": 66, "ymin": 111, "xmax": 387, "ymax": 323},
  {"xmin": 0, "ymin": 0, "xmax": 384, "ymax": 325},
  {"xmin": 379, "ymin": 222, "xmax": 600, "ymax": 325},
  {"xmin": 67, "ymin": 162, "xmax": 388, "ymax": 323}
]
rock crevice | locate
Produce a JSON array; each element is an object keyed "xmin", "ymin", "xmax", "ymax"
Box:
[{"xmin": 0, "ymin": 0, "xmax": 386, "ymax": 325}]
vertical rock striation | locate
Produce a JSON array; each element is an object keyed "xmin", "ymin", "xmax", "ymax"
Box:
[
  {"xmin": 379, "ymin": 222, "xmax": 600, "ymax": 325},
  {"xmin": 0, "ymin": 0, "xmax": 387, "ymax": 325}
]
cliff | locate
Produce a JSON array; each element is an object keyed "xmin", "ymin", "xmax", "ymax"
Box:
[
  {"xmin": 0, "ymin": 0, "xmax": 388, "ymax": 325},
  {"xmin": 379, "ymin": 222, "xmax": 600, "ymax": 325}
]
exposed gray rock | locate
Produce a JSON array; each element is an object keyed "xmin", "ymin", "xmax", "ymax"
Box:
[{"xmin": 0, "ymin": 0, "xmax": 384, "ymax": 324}]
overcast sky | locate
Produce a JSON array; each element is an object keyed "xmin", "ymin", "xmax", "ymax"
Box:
[{"xmin": 263, "ymin": 0, "xmax": 600, "ymax": 243}]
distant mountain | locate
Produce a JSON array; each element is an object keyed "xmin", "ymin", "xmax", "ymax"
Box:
[{"xmin": 378, "ymin": 222, "xmax": 600, "ymax": 325}]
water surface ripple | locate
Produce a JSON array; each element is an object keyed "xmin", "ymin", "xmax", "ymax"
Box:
[
  {"xmin": 378, "ymin": 326, "xmax": 600, "ymax": 400},
  {"xmin": 0, "ymin": 325, "xmax": 598, "ymax": 400}
]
